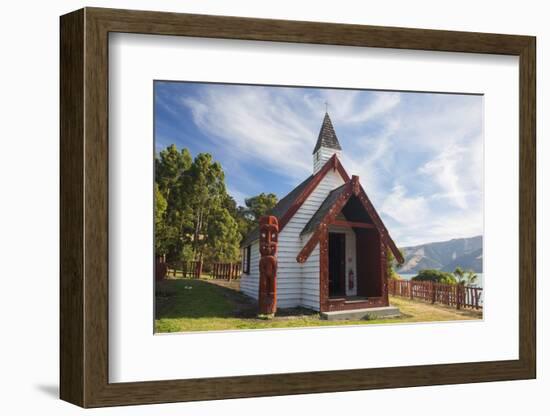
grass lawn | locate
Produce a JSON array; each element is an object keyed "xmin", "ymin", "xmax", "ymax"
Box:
[{"xmin": 155, "ymin": 278, "xmax": 482, "ymax": 333}]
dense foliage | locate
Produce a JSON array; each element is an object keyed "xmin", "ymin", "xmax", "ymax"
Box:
[
  {"xmin": 154, "ymin": 145, "xmax": 277, "ymax": 264},
  {"xmin": 451, "ymin": 266, "xmax": 479, "ymax": 285},
  {"xmin": 409, "ymin": 267, "xmax": 479, "ymax": 286},
  {"xmin": 387, "ymin": 249, "xmax": 404, "ymax": 280},
  {"xmin": 411, "ymin": 269, "xmax": 457, "ymax": 284}
]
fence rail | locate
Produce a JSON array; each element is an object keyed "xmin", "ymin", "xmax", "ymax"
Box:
[
  {"xmin": 166, "ymin": 260, "xmax": 203, "ymax": 279},
  {"xmin": 211, "ymin": 262, "xmax": 241, "ymax": 281},
  {"xmin": 388, "ymin": 279, "xmax": 483, "ymax": 310}
]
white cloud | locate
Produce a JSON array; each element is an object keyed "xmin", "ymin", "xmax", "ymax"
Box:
[
  {"xmin": 419, "ymin": 144, "xmax": 468, "ymax": 210},
  {"xmin": 181, "ymin": 86, "xmax": 314, "ymax": 181},
  {"xmin": 169, "ymin": 84, "xmax": 483, "ymax": 246},
  {"xmin": 345, "ymin": 93, "xmax": 401, "ymax": 124},
  {"xmin": 380, "ymin": 184, "xmax": 429, "ymax": 225}
]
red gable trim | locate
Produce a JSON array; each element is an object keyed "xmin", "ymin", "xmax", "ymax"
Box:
[
  {"xmin": 296, "ymin": 175, "xmax": 404, "ymax": 264},
  {"xmin": 278, "ymin": 154, "xmax": 350, "ymax": 231},
  {"xmin": 351, "ymin": 176, "xmax": 404, "ymax": 264},
  {"xmin": 296, "ymin": 182, "xmax": 353, "ymax": 263}
]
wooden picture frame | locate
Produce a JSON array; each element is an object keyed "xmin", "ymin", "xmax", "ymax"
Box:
[{"xmin": 60, "ymin": 7, "xmax": 536, "ymax": 408}]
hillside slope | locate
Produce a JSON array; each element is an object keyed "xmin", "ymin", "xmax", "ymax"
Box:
[{"xmin": 399, "ymin": 236, "xmax": 482, "ymax": 274}]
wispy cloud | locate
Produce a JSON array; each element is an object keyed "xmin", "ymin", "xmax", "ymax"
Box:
[
  {"xmin": 381, "ymin": 184, "xmax": 429, "ymax": 224},
  {"xmin": 155, "ymin": 82, "xmax": 483, "ymax": 246},
  {"xmin": 181, "ymin": 86, "xmax": 314, "ymax": 181},
  {"xmin": 419, "ymin": 144, "xmax": 469, "ymax": 210}
]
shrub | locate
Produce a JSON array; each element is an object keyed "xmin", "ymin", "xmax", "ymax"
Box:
[{"xmin": 412, "ymin": 269, "xmax": 456, "ymax": 284}]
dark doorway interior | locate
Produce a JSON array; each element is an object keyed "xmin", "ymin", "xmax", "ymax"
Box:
[
  {"xmin": 355, "ymin": 228, "xmax": 382, "ymax": 297},
  {"xmin": 328, "ymin": 232, "xmax": 346, "ymax": 297}
]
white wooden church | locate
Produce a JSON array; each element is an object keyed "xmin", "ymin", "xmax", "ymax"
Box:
[{"xmin": 240, "ymin": 113, "xmax": 404, "ymax": 316}]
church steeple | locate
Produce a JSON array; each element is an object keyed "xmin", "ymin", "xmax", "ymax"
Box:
[{"xmin": 313, "ymin": 112, "xmax": 342, "ymax": 173}]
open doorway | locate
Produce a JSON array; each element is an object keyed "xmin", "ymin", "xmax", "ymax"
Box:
[{"xmin": 328, "ymin": 232, "xmax": 346, "ymax": 297}]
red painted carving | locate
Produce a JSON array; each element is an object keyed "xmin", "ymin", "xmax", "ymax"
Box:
[{"xmin": 259, "ymin": 215, "xmax": 279, "ymax": 315}]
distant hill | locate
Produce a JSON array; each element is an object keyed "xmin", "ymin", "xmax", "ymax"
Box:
[{"xmin": 399, "ymin": 236, "xmax": 483, "ymax": 274}]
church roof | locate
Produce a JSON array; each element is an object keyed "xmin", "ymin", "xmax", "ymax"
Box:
[
  {"xmin": 312, "ymin": 112, "xmax": 342, "ymax": 154},
  {"xmin": 240, "ymin": 154, "xmax": 350, "ymax": 248},
  {"xmin": 296, "ymin": 176, "xmax": 405, "ymax": 264},
  {"xmin": 300, "ymin": 184, "xmax": 347, "ymax": 236},
  {"xmin": 240, "ymin": 174, "xmax": 315, "ymax": 247}
]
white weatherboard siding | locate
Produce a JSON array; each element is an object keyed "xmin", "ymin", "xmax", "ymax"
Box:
[
  {"xmin": 328, "ymin": 225, "xmax": 357, "ymax": 296},
  {"xmin": 277, "ymin": 168, "xmax": 345, "ymax": 309},
  {"xmin": 313, "ymin": 148, "xmax": 342, "ymax": 174},
  {"xmin": 239, "ymin": 167, "xmax": 345, "ymax": 310},
  {"xmin": 240, "ymin": 241, "xmax": 260, "ymax": 299},
  {"xmin": 300, "ymin": 242, "xmax": 320, "ymax": 310}
]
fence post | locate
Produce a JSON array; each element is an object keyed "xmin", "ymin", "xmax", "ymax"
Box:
[
  {"xmin": 456, "ymin": 283, "xmax": 462, "ymax": 310},
  {"xmin": 431, "ymin": 281, "xmax": 435, "ymax": 304},
  {"xmin": 409, "ymin": 281, "xmax": 414, "ymax": 300}
]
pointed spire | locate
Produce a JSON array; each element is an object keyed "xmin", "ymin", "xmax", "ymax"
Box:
[{"xmin": 312, "ymin": 112, "xmax": 342, "ymax": 154}]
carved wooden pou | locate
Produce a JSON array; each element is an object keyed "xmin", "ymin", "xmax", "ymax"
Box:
[{"xmin": 258, "ymin": 215, "xmax": 278, "ymax": 315}]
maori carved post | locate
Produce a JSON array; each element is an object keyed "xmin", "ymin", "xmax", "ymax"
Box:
[{"xmin": 258, "ymin": 215, "xmax": 279, "ymax": 316}]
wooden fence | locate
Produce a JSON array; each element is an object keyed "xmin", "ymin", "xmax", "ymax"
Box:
[
  {"xmin": 210, "ymin": 262, "xmax": 242, "ymax": 281},
  {"xmin": 167, "ymin": 260, "xmax": 203, "ymax": 279},
  {"xmin": 155, "ymin": 255, "xmax": 168, "ymax": 281},
  {"xmin": 388, "ymin": 279, "xmax": 483, "ymax": 310}
]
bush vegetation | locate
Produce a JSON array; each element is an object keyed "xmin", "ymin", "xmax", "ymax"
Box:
[
  {"xmin": 411, "ymin": 269, "xmax": 457, "ymax": 284},
  {"xmin": 155, "ymin": 144, "xmax": 277, "ymax": 264}
]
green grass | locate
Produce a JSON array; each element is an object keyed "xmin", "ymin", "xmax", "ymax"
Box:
[{"xmin": 155, "ymin": 278, "xmax": 482, "ymax": 333}]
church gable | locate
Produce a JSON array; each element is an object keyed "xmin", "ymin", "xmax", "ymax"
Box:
[
  {"xmin": 296, "ymin": 175, "xmax": 404, "ymax": 264},
  {"xmin": 280, "ymin": 168, "xmax": 346, "ymax": 241},
  {"xmin": 241, "ymin": 111, "xmax": 401, "ymax": 268},
  {"xmin": 241, "ymin": 111, "xmax": 404, "ymax": 314},
  {"xmin": 241, "ymin": 154, "xmax": 349, "ymax": 247}
]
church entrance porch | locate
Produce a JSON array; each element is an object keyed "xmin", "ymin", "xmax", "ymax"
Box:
[
  {"xmin": 320, "ymin": 192, "xmax": 389, "ymax": 312},
  {"xmin": 323, "ymin": 218, "xmax": 388, "ymax": 313}
]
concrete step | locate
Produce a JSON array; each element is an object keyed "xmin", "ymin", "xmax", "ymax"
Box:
[{"xmin": 320, "ymin": 306, "xmax": 401, "ymax": 321}]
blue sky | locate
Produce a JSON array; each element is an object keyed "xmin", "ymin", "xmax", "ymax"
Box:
[{"xmin": 155, "ymin": 81, "xmax": 483, "ymax": 247}]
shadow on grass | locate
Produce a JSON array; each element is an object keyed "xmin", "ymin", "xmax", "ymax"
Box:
[
  {"xmin": 155, "ymin": 279, "xmax": 319, "ymax": 321},
  {"xmin": 155, "ymin": 279, "xmax": 250, "ymax": 319}
]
